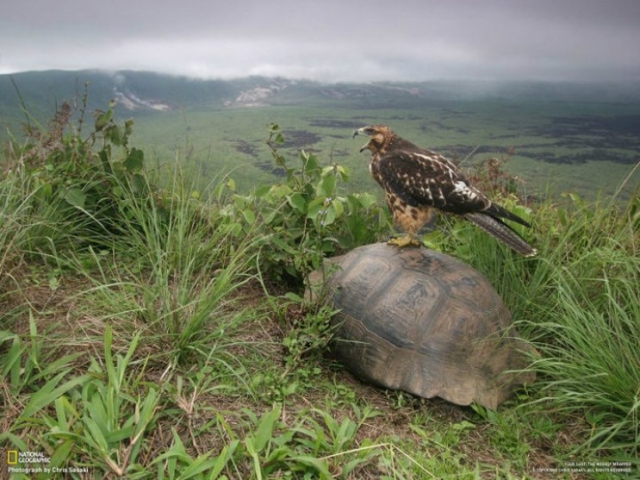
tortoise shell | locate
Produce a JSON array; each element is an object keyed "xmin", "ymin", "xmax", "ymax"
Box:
[{"xmin": 315, "ymin": 243, "xmax": 536, "ymax": 409}]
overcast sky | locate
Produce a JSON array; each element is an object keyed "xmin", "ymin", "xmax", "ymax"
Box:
[{"xmin": 2, "ymin": 0, "xmax": 640, "ymax": 83}]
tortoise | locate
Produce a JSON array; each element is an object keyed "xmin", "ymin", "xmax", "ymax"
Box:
[{"xmin": 311, "ymin": 243, "xmax": 536, "ymax": 409}]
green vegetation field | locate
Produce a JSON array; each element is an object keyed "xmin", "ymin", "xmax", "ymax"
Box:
[
  {"xmin": 1, "ymin": 85, "xmax": 639, "ymax": 478},
  {"xmin": 127, "ymin": 100, "xmax": 639, "ymax": 203}
]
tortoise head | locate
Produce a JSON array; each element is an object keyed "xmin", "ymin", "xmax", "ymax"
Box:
[{"xmin": 353, "ymin": 125, "xmax": 395, "ymax": 153}]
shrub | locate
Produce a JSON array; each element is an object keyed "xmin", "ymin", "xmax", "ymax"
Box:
[
  {"xmin": 4, "ymin": 98, "xmax": 161, "ymax": 256},
  {"xmin": 225, "ymin": 123, "xmax": 388, "ymax": 286}
]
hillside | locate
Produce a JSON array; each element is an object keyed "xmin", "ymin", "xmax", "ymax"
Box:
[
  {"xmin": 1, "ymin": 102, "xmax": 638, "ymax": 478},
  {"xmin": 1, "ymin": 70, "xmax": 639, "ymax": 199}
]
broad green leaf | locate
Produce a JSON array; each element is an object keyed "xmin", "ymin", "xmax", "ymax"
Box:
[
  {"xmin": 301, "ymin": 151, "xmax": 319, "ymax": 174},
  {"xmin": 208, "ymin": 442, "xmax": 238, "ymax": 479},
  {"xmin": 287, "ymin": 192, "xmax": 307, "ymax": 213},
  {"xmin": 254, "ymin": 184, "xmax": 270, "ymax": 197},
  {"xmin": 54, "ymin": 396, "xmax": 70, "ymax": 430},
  {"xmin": 332, "ymin": 200, "xmax": 344, "ymax": 218},
  {"xmin": 242, "ymin": 209, "xmax": 256, "ymax": 225},
  {"xmin": 283, "ymin": 292, "xmax": 304, "ymax": 303},
  {"xmin": 84, "ymin": 417, "xmax": 109, "ymax": 452},
  {"xmin": 356, "ymin": 192, "xmax": 378, "ymax": 209},
  {"xmin": 107, "ymin": 124, "xmax": 122, "ymax": 145},
  {"xmin": 64, "ymin": 188, "xmax": 86, "ymax": 209},
  {"xmin": 317, "ymin": 174, "xmax": 336, "ymax": 197},
  {"xmin": 105, "ymin": 425, "xmax": 135, "ymax": 443},
  {"xmin": 0, "ymin": 330, "xmax": 17, "ymax": 344},
  {"xmin": 50, "ymin": 439, "xmax": 75, "ymax": 468},
  {"xmin": 124, "ymin": 148, "xmax": 144, "ymax": 172},
  {"xmin": 290, "ymin": 455, "xmax": 332, "ymax": 479},
  {"xmin": 253, "ymin": 404, "xmax": 281, "ymax": 452},
  {"xmin": 336, "ymin": 165, "xmax": 350, "ymax": 181},
  {"xmin": 1, "ymin": 335, "xmax": 22, "ymax": 386},
  {"xmin": 306, "ymin": 198, "xmax": 325, "ymax": 220},
  {"xmin": 0, "ymin": 432, "xmax": 28, "ymax": 451},
  {"xmin": 230, "ymin": 223, "xmax": 243, "ymax": 237},
  {"xmin": 269, "ymin": 184, "xmax": 293, "ymax": 199},
  {"xmin": 321, "ymin": 206, "xmax": 336, "ymax": 226},
  {"xmin": 244, "ymin": 437, "xmax": 262, "ymax": 480},
  {"xmin": 175, "ymin": 452, "xmax": 228, "ymax": 479},
  {"xmin": 19, "ymin": 371, "xmax": 90, "ymax": 420}
]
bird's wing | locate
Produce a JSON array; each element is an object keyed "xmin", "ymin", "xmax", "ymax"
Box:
[{"xmin": 374, "ymin": 149, "xmax": 489, "ymax": 214}]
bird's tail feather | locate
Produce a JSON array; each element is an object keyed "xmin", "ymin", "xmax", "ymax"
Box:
[
  {"xmin": 485, "ymin": 203, "xmax": 532, "ymax": 228},
  {"xmin": 464, "ymin": 212, "xmax": 538, "ymax": 257}
]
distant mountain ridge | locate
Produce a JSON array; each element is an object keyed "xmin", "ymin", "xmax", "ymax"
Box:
[{"xmin": 2, "ymin": 70, "xmax": 640, "ymax": 121}]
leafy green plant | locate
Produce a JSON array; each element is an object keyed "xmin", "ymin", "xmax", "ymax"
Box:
[
  {"xmin": 151, "ymin": 427, "xmax": 239, "ymax": 480},
  {"xmin": 249, "ymin": 301, "xmax": 339, "ymax": 402},
  {"xmin": 228, "ymin": 123, "xmax": 387, "ymax": 285},
  {"xmin": 0, "ymin": 315, "xmax": 86, "ymax": 426},
  {"xmin": 232, "ymin": 403, "xmax": 386, "ymax": 479},
  {"xmin": 69, "ymin": 326, "xmax": 160, "ymax": 476},
  {"xmin": 281, "ymin": 304, "xmax": 336, "ymax": 372},
  {"xmin": 6, "ymin": 96, "xmax": 164, "ymax": 258}
]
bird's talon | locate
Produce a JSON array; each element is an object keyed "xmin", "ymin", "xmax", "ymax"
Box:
[{"xmin": 387, "ymin": 235, "xmax": 422, "ymax": 248}]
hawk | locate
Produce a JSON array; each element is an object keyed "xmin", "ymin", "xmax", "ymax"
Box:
[{"xmin": 353, "ymin": 125, "xmax": 537, "ymax": 257}]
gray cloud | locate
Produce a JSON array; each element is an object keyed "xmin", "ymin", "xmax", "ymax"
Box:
[{"xmin": 2, "ymin": 0, "xmax": 640, "ymax": 82}]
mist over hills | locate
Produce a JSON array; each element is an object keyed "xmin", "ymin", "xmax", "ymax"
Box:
[{"xmin": 2, "ymin": 70, "xmax": 639, "ymax": 120}]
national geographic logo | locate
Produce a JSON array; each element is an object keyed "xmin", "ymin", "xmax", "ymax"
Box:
[
  {"xmin": 5, "ymin": 450, "xmax": 90, "ymax": 476},
  {"xmin": 7, "ymin": 450, "xmax": 18, "ymax": 465},
  {"xmin": 6, "ymin": 450, "xmax": 51, "ymax": 464}
]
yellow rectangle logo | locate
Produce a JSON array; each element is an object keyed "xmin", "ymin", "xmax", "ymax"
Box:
[{"xmin": 7, "ymin": 450, "xmax": 18, "ymax": 465}]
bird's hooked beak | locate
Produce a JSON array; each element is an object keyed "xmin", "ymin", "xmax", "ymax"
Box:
[{"xmin": 353, "ymin": 126, "xmax": 374, "ymax": 153}]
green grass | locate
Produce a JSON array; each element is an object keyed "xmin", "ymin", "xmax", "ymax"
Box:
[
  {"xmin": 1, "ymin": 102, "xmax": 639, "ymax": 479},
  {"xmin": 437, "ymin": 170, "xmax": 640, "ymax": 467}
]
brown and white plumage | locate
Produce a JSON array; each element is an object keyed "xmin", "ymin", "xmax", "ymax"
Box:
[{"xmin": 354, "ymin": 125, "xmax": 537, "ymax": 256}]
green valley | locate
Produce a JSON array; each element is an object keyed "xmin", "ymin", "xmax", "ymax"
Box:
[{"xmin": 2, "ymin": 70, "xmax": 639, "ymax": 199}]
